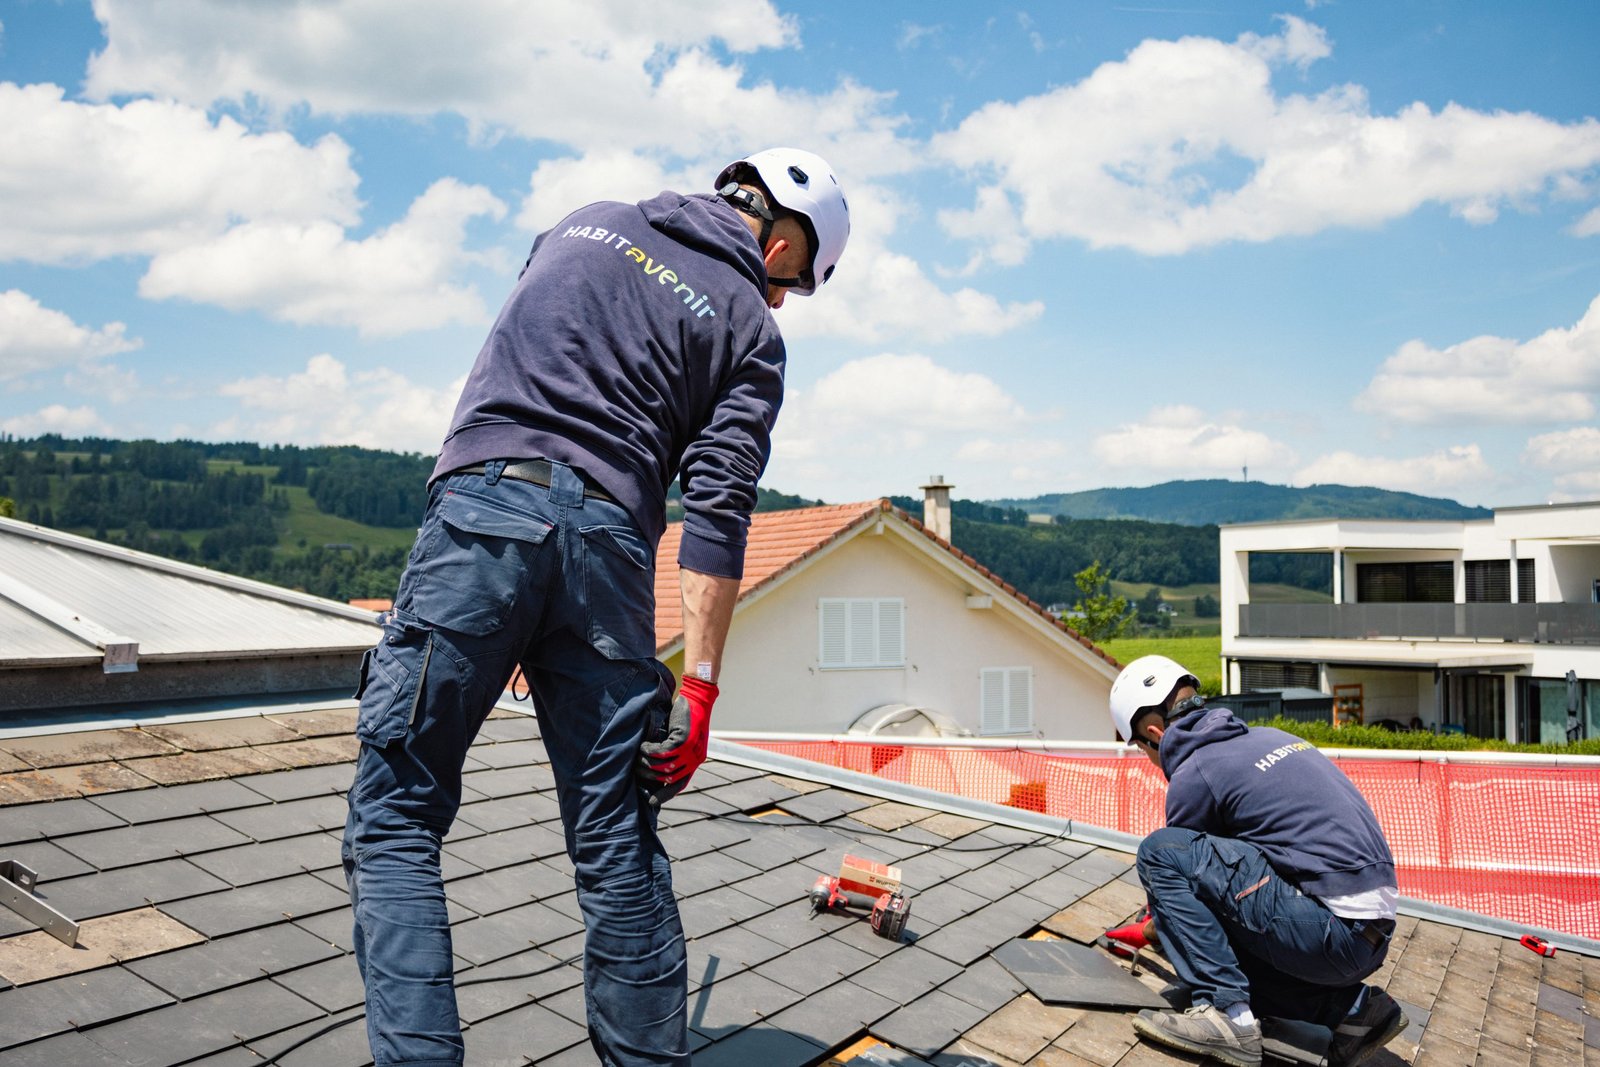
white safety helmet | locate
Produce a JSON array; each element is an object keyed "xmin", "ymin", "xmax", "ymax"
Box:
[
  {"xmin": 715, "ymin": 147, "xmax": 850, "ymax": 296},
  {"xmin": 1109, "ymin": 655, "xmax": 1200, "ymax": 742}
]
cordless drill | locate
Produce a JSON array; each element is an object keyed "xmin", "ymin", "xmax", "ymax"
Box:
[{"xmin": 807, "ymin": 874, "xmax": 911, "ymax": 941}]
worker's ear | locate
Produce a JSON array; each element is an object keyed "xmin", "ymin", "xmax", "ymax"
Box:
[
  {"xmin": 763, "ymin": 236, "xmax": 790, "ymax": 270},
  {"xmin": 1145, "ymin": 722, "xmax": 1166, "ymax": 748}
]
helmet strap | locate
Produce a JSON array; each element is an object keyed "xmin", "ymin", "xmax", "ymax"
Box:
[
  {"xmin": 1168, "ymin": 694, "xmax": 1207, "ymax": 720},
  {"xmin": 717, "ymin": 182, "xmax": 774, "ymax": 250}
]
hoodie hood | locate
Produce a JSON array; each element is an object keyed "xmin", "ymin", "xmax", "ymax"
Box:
[
  {"xmin": 640, "ymin": 191, "xmax": 768, "ymax": 293},
  {"xmin": 1159, "ymin": 703, "xmax": 1248, "ymax": 780}
]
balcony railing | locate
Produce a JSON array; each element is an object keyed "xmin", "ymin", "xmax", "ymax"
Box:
[{"xmin": 1238, "ymin": 602, "xmax": 1600, "ymax": 645}]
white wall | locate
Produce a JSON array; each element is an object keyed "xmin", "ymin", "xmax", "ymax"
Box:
[
  {"xmin": 1547, "ymin": 545, "xmax": 1600, "ymax": 604},
  {"xmin": 1322, "ymin": 666, "xmax": 1433, "ymax": 726},
  {"xmin": 713, "ymin": 531, "xmax": 1115, "ymax": 740}
]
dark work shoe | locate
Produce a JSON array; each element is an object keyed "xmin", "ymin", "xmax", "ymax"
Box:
[
  {"xmin": 1329, "ymin": 987, "xmax": 1406, "ymax": 1066},
  {"xmin": 1133, "ymin": 1003, "xmax": 1263, "ymax": 1067}
]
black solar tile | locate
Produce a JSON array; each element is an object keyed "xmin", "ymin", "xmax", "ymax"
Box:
[
  {"xmin": 669, "ymin": 847, "xmax": 762, "ymax": 897},
  {"xmin": 455, "ymin": 789, "xmax": 560, "ymax": 832},
  {"xmin": 269, "ymin": 953, "xmax": 366, "ymax": 1013},
  {"xmin": 209, "ymin": 794, "xmax": 349, "ymax": 842},
  {"xmin": 0, "ymin": 796, "xmax": 125, "ymax": 844},
  {"xmin": 290, "ymin": 905, "xmax": 354, "ymax": 950},
  {"xmin": 725, "ymin": 859, "xmax": 825, "ymax": 909},
  {"xmin": 466, "ymin": 738, "xmax": 542, "ymax": 769},
  {"xmin": 762, "ymin": 977, "xmax": 899, "ymax": 1049},
  {"xmin": 1, "ymin": 838, "xmax": 93, "ymax": 881},
  {"xmin": 870, "ymin": 988, "xmax": 990, "ymax": 1058},
  {"xmin": 0, "ymin": 1029, "xmax": 139, "ymax": 1067},
  {"xmin": 475, "ymin": 715, "xmax": 540, "ymax": 743},
  {"xmin": 239, "ymin": 1006, "xmax": 370, "ymax": 1067},
  {"xmin": 719, "ymin": 823, "xmax": 830, "ymax": 871},
  {"xmin": 995, "ymin": 839, "xmax": 1076, "ymax": 880},
  {"xmin": 695, "ymin": 775, "xmax": 803, "ymax": 812},
  {"xmin": 452, "ymin": 900, "xmax": 584, "ymax": 965},
  {"xmin": 736, "ymin": 897, "xmax": 835, "ymax": 950},
  {"xmin": 34, "ymin": 857, "xmax": 227, "ymax": 921},
  {"xmin": 849, "ymin": 945, "xmax": 963, "ymax": 1004},
  {"xmin": 442, "ymin": 822, "xmax": 566, "ymax": 870},
  {"xmin": 1061, "ymin": 849, "xmax": 1133, "ymax": 885},
  {"xmin": 773, "ymin": 788, "xmax": 876, "ymax": 823},
  {"xmin": 460, "ymin": 764, "xmax": 539, "ymax": 799},
  {"xmin": 186, "ymin": 831, "xmax": 341, "ymax": 887},
  {"xmin": 678, "ymin": 884, "xmax": 769, "ymax": 940},
  {"xmin": 161, "ymin": 871, "xmax": 348, "ymax": 938},
  {"xmin": 447, "ymin": 864, "xmax": 537, "ymax": 916},
  {"xmin": 690, "ymin": 1020, "xmax": 827, "ymax": 1067},
  {"xmin": 938, "ymin": 956, "xmax": 1026, "ymax": 1014},
  {"xmin": 907, "ymin": 881, "xmax": 991, "ymax": 928},
  {"xmin": 55, "ymin": 814, "xmax": 250, "ymax": 870},
  {"xmin": 85, "ymin": 779, "xmax": 270, "ymax": 825},
  {"xmin": 687, "ymin": 968, "xmax": 802, "ymax": 1041},
  {"xmin": 753, "ymin": 933, "xmax": 878, "ymax": 996},
  {"xmin": 126, "ymin": 922, "xmax": 341, "ymax": 1000},
  {"xmin": 463, "ymin": 999, "xmax": 588, "ymax": 1065},
  {"xmin": 685, "ymin": 923, "xmax": 787, "ymax": 982},
  {"xmin": 454, "ymin": 947, "xmax": 583, "ymax": 1024},
  {"xmin": 0, "ymin": 967, "xmax": 172, "ymax": 1049},
  {"xmin": 1015, "ymin": 867, "xmax": 1099, "ymax": 909},
  {"xmin": 660, "ymin": 815, "xmax": 754, "ymax": 861},
  {"xmin": 703, "ymin": 760, "xmax": 767, "ymax": 783},
  {"xmin": 236, "ymin": 764, "xmax": 353, "ymax": 803},
  {"xmin": 917, "ymin": 896, "xmax": 1052, "ymax": 967}
]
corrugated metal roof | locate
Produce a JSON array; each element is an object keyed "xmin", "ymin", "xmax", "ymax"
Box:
[
  {"xmin": 0, "ymin": 519, "xmax": 379, "ymax": 664},
  {"xmin": 0, "ymin": 594, "xmax": 99, "ymax": 665}
]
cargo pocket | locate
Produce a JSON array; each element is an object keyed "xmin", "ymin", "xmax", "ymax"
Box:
[
  {"xmin": 404, "ymin": 489, "xmax": 554, "ymax": 637},
  {"xmin": 581, "ymin": 523, "xmax": 656, "ymax": 660},
  {"xmin": 355, "ymin": 619, "xmax": 433, "ymax": 747}
]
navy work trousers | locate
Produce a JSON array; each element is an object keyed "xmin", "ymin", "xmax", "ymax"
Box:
[
  {"xmin": 342, "ymin": 463, "xmax": 686, "ymax": 1066},
  {"xmin": 1137, "ymin": 826, "xmax": 1390, "ymax": 1028}
]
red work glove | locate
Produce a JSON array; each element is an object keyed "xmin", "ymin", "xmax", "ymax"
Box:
[{"xmin": 637, "ymin": 676, "xmax": 718, "ymax": 807}]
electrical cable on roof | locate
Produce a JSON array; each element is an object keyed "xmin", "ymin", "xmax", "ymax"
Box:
[{"xmin": 256, "ymin": 799, "xmax": 1045, "ymax": 1063}]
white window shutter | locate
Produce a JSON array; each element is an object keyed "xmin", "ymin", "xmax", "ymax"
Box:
[
  {"xmin": 819, "ymin": 600, "xmax": 847, "ymax": 666},
  {"xmin": 1007, "ymin": 668, "xmax": 1033, "ymax": 733},
  {"xmin": 980, "ymin": 668, "xmax": 1006, "ymax": 734},
  {"xmin": 847, "ymin": 599, "xmax": 876, "ymax": 665},
  {"xmin": 877, "ymin": 600, "xmax": 904, "ymax": 665}
]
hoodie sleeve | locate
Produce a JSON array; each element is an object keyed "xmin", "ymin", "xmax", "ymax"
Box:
[
  {"xmin": 676, "ymin": 325, "xmax": 786, "ymax": 578},
  {"xmin": 1164, "ymin": 766, "xmax": 1223, "ymax": 835}
]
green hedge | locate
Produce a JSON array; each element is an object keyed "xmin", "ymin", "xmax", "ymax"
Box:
[{"xmin": 1250, "ymin": 716, "xmax": 1600, "ymax": 757}]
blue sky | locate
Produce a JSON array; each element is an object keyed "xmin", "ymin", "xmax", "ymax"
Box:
[{"xmin": 1, "ymin": 1, "xmax": 1597, "ymax": 509}]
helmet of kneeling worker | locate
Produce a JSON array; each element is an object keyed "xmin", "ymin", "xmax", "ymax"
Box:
[
  {"xmin": 1109, "ymin": 655, "xmax": 1200, "ymax": 742},
  {"xmin": 715, "ymin": 147, "xmax": 850, "ymax": 297}
]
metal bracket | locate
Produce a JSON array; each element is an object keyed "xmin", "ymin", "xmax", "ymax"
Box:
[{"xmin": 0, "ymin": 859, "xmax": 80, "ymax": 947}]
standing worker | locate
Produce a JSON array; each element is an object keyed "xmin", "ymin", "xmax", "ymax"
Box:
[
  {"xmin": 1109, "ymin": 655, "xmax": 1407, "ymax": 1067},
  {"xmin": 342, "ymin": 149, "xmax": 850, "ymax": 1067}
]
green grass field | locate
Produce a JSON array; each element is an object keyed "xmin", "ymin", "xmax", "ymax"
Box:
[
  {"xmin": 1097, "ymin": 634, "xmax": 1224, "ymax": 692},
  {"xmin": 203, "ymin": 459, "xmax": 418, "ymax": 555}
]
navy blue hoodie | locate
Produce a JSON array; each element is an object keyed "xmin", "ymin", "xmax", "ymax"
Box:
[
  {"xmin": 1160, "ymin": 704, "xmax": 1396, "ymax": 899},
  {"xmin": 432, "ymin": 191, "xmax": 784, "ymax": 579}
]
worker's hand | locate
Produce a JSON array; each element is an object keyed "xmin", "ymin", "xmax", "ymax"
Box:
[{"xmin": 637, "ymin": 676, "xmax": 718, "ymax": 807}]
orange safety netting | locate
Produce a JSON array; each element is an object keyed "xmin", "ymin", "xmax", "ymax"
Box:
[{"xmin": 739, "ymin": 740, "xmax": 1600, "ymax": 942}]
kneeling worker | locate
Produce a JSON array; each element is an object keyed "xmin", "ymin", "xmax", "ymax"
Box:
[{"xmin": 1109, "ymin": 656, "xmax": 1407, "ymax": 1067}]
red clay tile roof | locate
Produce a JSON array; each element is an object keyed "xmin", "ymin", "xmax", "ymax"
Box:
[{"xmin": 653, "ymin": 500, "xmax": 1118, "ymax": 670}]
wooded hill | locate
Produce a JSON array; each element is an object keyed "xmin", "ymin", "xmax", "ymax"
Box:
[
  {"xmin": 0, "ymin": 434, "xmax": 1472, "ymax": 605},
  {"xmin": 990, "ymin": 479, "xmax": 1491, "ymax": 525}
]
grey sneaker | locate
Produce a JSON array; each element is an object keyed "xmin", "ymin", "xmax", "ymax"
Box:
[
  {"xmin": 1133, "ymin": 1003, "xmax": 1263, "ymax": 1067},
  {"xmin": 1329, "ymin": 987, "xmax": 1406, "ymax": 1066}
]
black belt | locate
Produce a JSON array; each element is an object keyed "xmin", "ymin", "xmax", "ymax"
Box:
[
  {"xmin": 454, "ymin": 460, "xmax": 616, "ymax": 503},
  {"xmin": 1349, "ymin": 918, "xmax": 1394, "ymax": 948}
]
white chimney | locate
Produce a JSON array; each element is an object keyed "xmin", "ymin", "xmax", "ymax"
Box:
[{"xmin": 921, "ymin": 475, "xmax": 953, "ymax": 543}]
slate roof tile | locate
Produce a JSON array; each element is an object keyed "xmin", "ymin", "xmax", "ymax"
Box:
[{"xmin": 0, "ymin": 704, "xmax": 1577, "ymax": 1066}]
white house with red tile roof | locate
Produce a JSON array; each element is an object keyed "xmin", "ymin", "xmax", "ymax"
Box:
[{"xmin": 652, "ymin": 499, "xmax": 1121, "ymax": 740}]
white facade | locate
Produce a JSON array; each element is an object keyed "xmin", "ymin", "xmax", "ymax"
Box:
[
  {"xmin": 660, "ymin": 509, "xmax": 1120, "ymax": 741},
  {"xmin": 1219, "ymin": 502, "xmax": 1600, "ymax": 743}
]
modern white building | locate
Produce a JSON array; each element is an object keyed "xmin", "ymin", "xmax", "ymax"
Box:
[{"xmin": 1219, "ymin": 501, "xmax": 1600, "ymax": 743}]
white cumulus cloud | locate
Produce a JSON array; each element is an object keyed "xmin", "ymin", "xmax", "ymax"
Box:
[
  {"xmin": 216, "ymin": 354, "xmax": 463, "ymax": 452},
  {"xmin": 1525, "ymin": 427, "xmax": 1600, "ymax": 496},
  {"xmin": 140, "ymin": 179, "xmax": 506, "ymax": 336},
  {"xmin": 1357, "ymin": 294, "xmax": 1600, "ymax": 424},
  {"xmin": 1293, "ymin": 444, "xmax": 1493, "ymax": 495},
  {"xmin": 0, "ymin": 82, "xmax": 360, "ymax": 264},
  {"xmin": 0, "ymin": 290, "xmax": 141, "ymax": 381},
  {"xmin": 1092, "ymin": 405, "xmax": 1296, "ymax": 478},
  {"xmin": 933, "ymin": 17, "xmax": 1600, "ymax": 259},
  {"xmin": 1, "ymin": 403, "xmax": 111, "ymax": 437},
  {"xmin": 84, "ymin": 1, "xmax": 915, "ymax": 176}
]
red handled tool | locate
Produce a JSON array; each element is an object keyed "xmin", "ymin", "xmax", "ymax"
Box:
[
  {"xmin": 808, "ymin": 874, "xmax": 911, "ymax": 941},
  {"xmin": 1520, "ymin": 934, "xmax": 1556, "ymax": 957}
]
